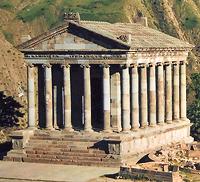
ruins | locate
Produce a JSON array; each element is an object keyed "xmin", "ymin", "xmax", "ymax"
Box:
[{"xmin": 4, "ymin": 13, "xmax": 194, "ymax": 166}]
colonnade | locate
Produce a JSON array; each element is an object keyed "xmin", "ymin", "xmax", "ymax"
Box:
[{"xmin": 27, "ymin": 61, "xmax": 187, "ymax": 132}]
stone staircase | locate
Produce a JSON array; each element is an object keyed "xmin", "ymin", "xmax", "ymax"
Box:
[{"xmin": 4, "ymin": 131, "xmax": 121, "ymax": 167}]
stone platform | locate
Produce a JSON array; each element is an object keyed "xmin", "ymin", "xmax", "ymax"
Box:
[{"xmin": 4, "ymin": 120, "xmax": 193, "ymax": 167}]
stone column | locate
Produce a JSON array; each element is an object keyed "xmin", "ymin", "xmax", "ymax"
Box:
[
  {"xmin": 157, "ymin": 63, "xmax": 165, "ymax": 125},
  {"xmin": 53, "ymin": 85, "xmax": 58, "ymax": 129},
  {"xmin": 63, "ymin": 64, "xmax": 73, "ymax": 131},
  {"xmin": 83, "ymin": 64, "xmax": 92, "ymax": 132},
  {"xmin": 103, "ymin": 64, "xmax": 111, "ymax": 132},
  {"xmin": 140, "ymin": 64, "xmax": 148, "ymax": 128},
  {"xmin": 180, "ymin": 61, "xmax": 187, "ymax": 120},
  {"xmin": 131, "ymin": 64, "xmax": 140, "ymax": 130},
  {"xmin": 122, "ymin": 65, "xmax": 131, "ymax": 131},
  {"xmin": 149, "ymin": 63, "xmax": 156, "ymax": 126},
  {"xmin": 27, "ymin": 64, "xmax": 36, "ymax": 128},
  {"xmin": 44, "ymin": 64, "xmax": 53, "ymax": 129},
  {"xmin": 165, "ymin": 62, "xmax": 172, "ymax": 123},
  {"xmin": 173, "ymin": 62, "xmax": 180, "ymax": 121}
]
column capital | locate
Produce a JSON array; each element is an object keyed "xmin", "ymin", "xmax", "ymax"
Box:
[
  {"xmin": 148, "ymin": 63, "xmax": 156, "ymax": 67},
  {"xmin": 61, "ymin": 64, "xmax": 70, "ymax": 68},
  {"xmin": 138, "ymin": 63, "xmax": 147, "ymax": 68},
  {"xmin": 80, "ymin": 64, "xmax": 90, "ymax": 68},
  {"xmin": 156, "ymin": 62, "xmax": 163, "ymax": 66},
  {"xmin": 130, "ymin": 63, "xmax": 138, "ymax": 68},
  {"xmin": 120, "ymin": 64, "xmax": 130, "ymax": 69},
  {"xmin": 100, "ymin": 63, "xmax": 110, "ymax": 68},
  {"xmin": 163, "ymin": 61, "xmax": 172, "ymax": 66},
  {"xmin": 26, "ymin": 63, "xmax": 34, "ymax": 68},
  {"xmin": 180, "ymin": 61, "xmax": 188, "ymax": 65},
  {"xmin": 172, "ymin": 61, "xmax": 180, "ymax": 65},
  {"xmin": 42, "ymin": 63, "xmax": 52, "ymax": 68}
]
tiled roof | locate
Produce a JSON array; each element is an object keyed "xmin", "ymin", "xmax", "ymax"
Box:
[{"xmin": 80, "ymin": 21, "xmax": 193, "ymax": 49}]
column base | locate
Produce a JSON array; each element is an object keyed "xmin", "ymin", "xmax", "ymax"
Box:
[
  {"xmin": 83, "ymin": 128, "xmax": 93, "ymax": 133},
  {"xmin": 64, "ymin": 127, "xmax": 74, "ymax": 132},
  {"xmin": 27, "ymin": 127, "xmax": 37, "ymax": 130},
  {"xmin": 102, "ymin": 129, "xmax": 112, "ymax": 133},
  {"xmin": 166, "ymin": 120, "xmax": 173, "ymax": 124},
  {"xmin": 131, "ymin": 127, "xmax": 140, "ymax": 131},
  {"xmin": 149, "ymin": 123, "xmax": 156, "ymax": 127},
  {"xmin": 45, "ymin": 127, "xmax": 55, "ymax": 131}
]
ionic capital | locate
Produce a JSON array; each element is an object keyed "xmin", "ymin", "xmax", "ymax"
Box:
[
  {"xmin": 120, "ymin": 64, "xmax": 130, "ymax": 69},
  {"xmin": 42, "ymin": 63, "xmax": 52, "ymax": 68},
  {"xmin": 100, "ymin": 63, "xmax": 110, "ymax": 68},
  {"xmin": 180, "ymin": 61, "xmax": 188, "ymax": 65},
  {"xmin": 172, "ymin": 61, "xmax": 180, "ymax": 65},
  {"xmin": 130, "ymin": 63, "xmax": 138, "ymax": 68},
  {"xmin": 163, "ymin": 61, "xmax": 172, "ymax": 66},
  {"xmin": 156, "ymin": 62, "xmax": 163, "ymax": 66},
  {"xmin": 80, "ymin": 64, "xmax": 90, "ymax": 68},
  {"xmin": 138, "ymin": 63, "xmax": 147, "ymax": 68},
  {"xmin": 61, "ymin": 64, "xmax": 70, "ymax": 68},
  {"xmin": 148, "ymin": 63, "xmax": 156, "ymax": 67},
  {"xmin": 25, "ymin": 62, "xmax": 34, "ymax": 68}
]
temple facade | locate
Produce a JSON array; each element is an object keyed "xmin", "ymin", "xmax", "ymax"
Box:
[{"xmin": 5, "ymin": 13, "xmax": 194, "ymax": 166}]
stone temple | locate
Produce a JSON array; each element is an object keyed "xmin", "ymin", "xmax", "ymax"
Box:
[{"xmin": 5, "ymin": 13, "xmax": 194, "ymax": 166}]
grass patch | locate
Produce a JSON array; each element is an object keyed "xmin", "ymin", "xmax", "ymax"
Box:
[
  {"xmin": 0, "ymin": 0, "xmax": 13, "ymax": 10},
  {"xmin": 16, "ymin": 0, "xmax": 57, "ymax": 27},
  {"xmin": 2, "ymin": 31, "xmax": 13, "ymax": 43}
]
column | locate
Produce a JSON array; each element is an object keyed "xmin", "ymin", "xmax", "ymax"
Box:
[
  {"xmin": 173, "ymin": 62, "xmax": 180, "ymax": 121},
  {"xmin": 165, "ymin": 63, "xmax": 172, "ymax": 123},
  {"xmin": 102, "ymin": 65, "xmax": 111, "ymax": 132},
  {"xmin": 140, "ymin": 64, "xmax": 148, "ymax": 128},
  {"xmin": 131, "ymin": 64, "xmax": 140, "ymax": 130},
  {"xmin": 63, "ymin": 64, "xmax": 73, "ymax": 131},
  {"xmin": 27, "ymin": 64, "xmax": 36, "ymax": 128},
  {"xmin": 149, "ymin": 63, "xmax": 156, "ymax": 126},
  {"xmin": 157, "ymin": 63, "xmax": 165, "ymax": 125},
  {"xmin": 122, "ymin": 65, "xmax": 131, "ymax": 131},
  {"xmin": 180, "ymin": 61, "xmax": 187, "ymax": 120},
  {"xmin": 83, "ymin": 64, "xmax": 92, "ymax": 132},
  {"xmin": 53, "ymin": 85, "xmax": 58, "ymax": 129},
  {"xmin": 44, "ymin": 64, "xmax": 53, "ymax": 129}
]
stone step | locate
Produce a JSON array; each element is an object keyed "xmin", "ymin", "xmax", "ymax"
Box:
[
  {"xmin": 25, "ymin": 153, "xmax": 112, "ymax": 162},
  {"xmin": 30, "ymin": 136, "xmax": 100, "ymax": 143},
  {"xmin": 27, "ymin": 139, "xmax": 95, "ymax": 147},
  {"xmin": 25, "ymin": 149, "xmax": 107, "ymax": 157},
  {"xmin": 22, "ymin": 157, "xmax": 121, "ymax": 167}
]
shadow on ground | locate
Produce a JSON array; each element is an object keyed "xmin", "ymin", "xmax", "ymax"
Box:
[{"xmin": 0, "ymin": 91, "xmax": 24, "ymax": 127}]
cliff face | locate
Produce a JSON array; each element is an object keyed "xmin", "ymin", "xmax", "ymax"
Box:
[{"xmin": 0, "ymin": 0, "xmax": 199, "ymax": 125}]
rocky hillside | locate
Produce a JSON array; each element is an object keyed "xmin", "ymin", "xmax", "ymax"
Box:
[
  {"xmin": 0, "ymin": 0, "xmax": 199, "ymax": 126},
  {"xmin": 0, "ymin": 32, "xmax": 27, "ymax": 129}
]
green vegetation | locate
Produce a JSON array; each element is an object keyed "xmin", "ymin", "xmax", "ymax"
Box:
[
  {"xmin": 173, "ymin": 0, "xmax": 200, "ymax": 30},
  {"xmin": 0, "ymin": 0, "xmax": 13, "ymax": 10},
  {"xmin": 16, "ymin": 0, "xmax": 57, "ymax": 28},
  {"xmin": 188, "ymin": 73, "xmax": 200, "ymax": 141},
  {"xmin": 2, "ymin": 31, "xmax": 13, "ymax": 44}
]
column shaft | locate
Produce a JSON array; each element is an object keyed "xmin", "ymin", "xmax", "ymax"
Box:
[
  {"xmin": 28, "ymin": 65, "xmax": 35, "ymax": 128},
  {"xmin": 173, "ymin": 63, "xmax": 180, "ymax": 121},
  {"xmin": 103, "ymin": 65, "xmax": 111, "ymax": 132},
  {"xmin": 180, "ymin": 62, "xmax": 187, "ymax": 120},
  {"xmin": 165, "ymin": 63, "xmax": 172, "ymax": 123},
  {"xmin": 122, "ymin": 66, "xmax": 131, "ymax": 131},
  {"xmin": 53, "ymin": 85, "xmax": 58, "ymax": 129},
  {"xmin": 140, "ymin": 65, "xmax": 148, "ymax": 127},
  {"xmin": 83, "ymin": 65, "xmax": 92, "ymax": 131},
  {"xmin": 45, "ymin": 65, "xmax": 53, "ymax": 129},
  {"xmin": 157, "ymin": 63, "xmax": 165, "ymax": 124},
  {"xmin": 131, "ymin": 65, "xmax": 140, "ymax": 130},
  {"xmin": 63, "ymin": 65, "xmax": 73, "ymax": 131},
  {"xmin": 149, "ymin": 64, "xmax": 156, "ymax": 126}
]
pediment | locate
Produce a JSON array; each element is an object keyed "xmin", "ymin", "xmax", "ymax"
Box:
[
  {"xmin": 30, "ymin": 31, "xmax": 106, "ymax": 51},
  {"xmin": 18, "ymin": 22, "xmax": 130, "ymax": 51}
]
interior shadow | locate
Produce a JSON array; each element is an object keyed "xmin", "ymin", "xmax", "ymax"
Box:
[
  {"xmin": 0, "ymin": 91, "xmax": 24, "ymax": 127},
  {"xmin": 0, "ymin": 141, "xmax": 12, "ymax": 160}
]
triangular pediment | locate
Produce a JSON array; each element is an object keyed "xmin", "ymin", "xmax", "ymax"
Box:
[{"xmin": 18, "ymin": 22, "xmax": 130, "ymax": 51}]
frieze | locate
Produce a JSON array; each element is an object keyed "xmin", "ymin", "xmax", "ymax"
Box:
[{"xmin": 24, "ymin": 53, "xmax": 127, "ymax": 60}]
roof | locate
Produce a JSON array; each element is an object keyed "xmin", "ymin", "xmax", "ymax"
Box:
[{"xmin": 18, "ymin": 20, "xmax": 194, "ymax": 52}]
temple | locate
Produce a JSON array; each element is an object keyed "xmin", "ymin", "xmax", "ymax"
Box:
[{"xmin": 5, "ymin": 13, "xmax": 194, "ymax": 166}]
